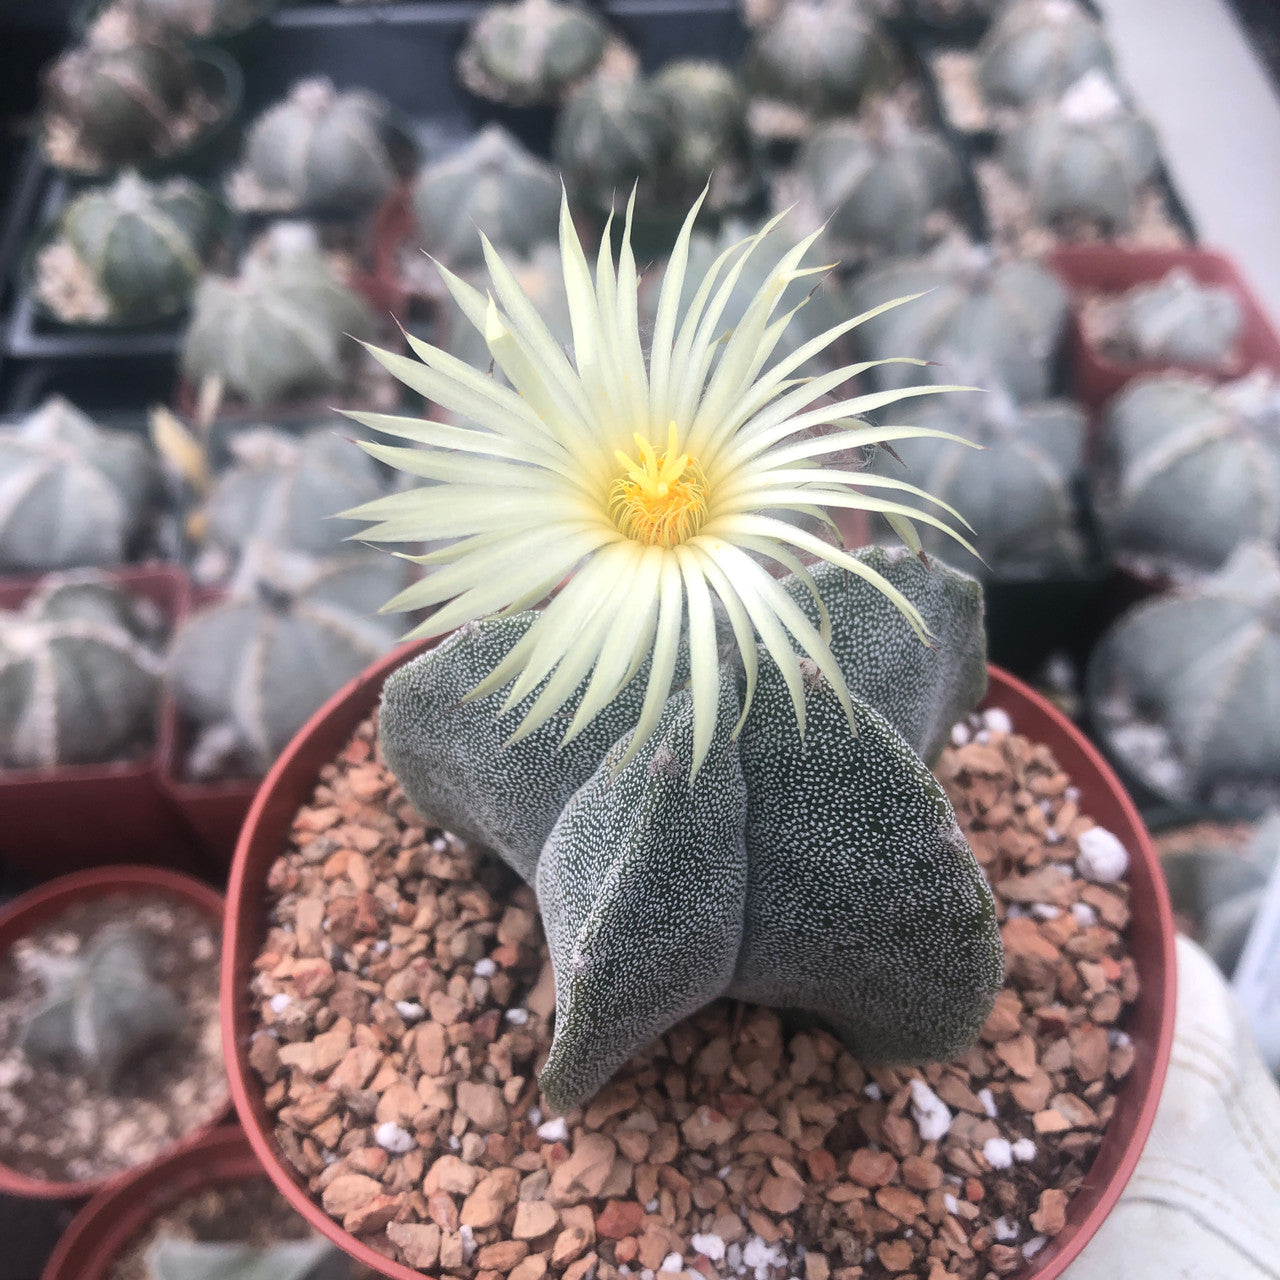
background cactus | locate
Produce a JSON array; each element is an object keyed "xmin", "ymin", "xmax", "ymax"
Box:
[
  {"xmin": 412, "ymin": 126, "xmax": 560, "ymax": 270},
  {"xmin": 874, "ymin": 385, "xmax": 1090, "ymax": 577},
  {"xmin": 39, "ymin": 171, "xmax": 222, "ymax": 324},
  {"xmin": 234, "ymin": 79, "xmax": 399, "ymax": 216},
  {"xmin": 180, "ymin": 226, "xmax": 375, "ymax": 406},
  {"xmin": 146, "ymin": 1235, "xmax": 350, "ymax": 1280},
  {"xmin": 849, "ymin": 240, "xmax": 1068, "ymax": 401},
  {"xmin": 797, "ymin": 109, "xmax": 961, "ymax": 255},
  {"xmin": 1087, "ymin": 542, "xmax": 1280, "ymax": 808},
  {"xmin": 380, "ymin": 549, "xmax": 1001, "ymax": 1110},
  {"xmin": 457, "ymin": 0, "xmax": 610, "ymax": 106},
  {"xmin": 0, "ymin": 573, "xmax": 163, "ymax": 770},
  {"xmin": 1098, "ymin": 372, "xmax": 1280, "ymax": 574},
  {"xmin": 746, "ymin": 0, "xmax": 898, "ymax": 117},
  {"xmin": 999, "ymin": 72, "xmax": 1160, "ymax": 232},
  {"xmin": 126, "ymin": 0, "xmax": 275, "ymax": 39},
  {"xmin": 1111, "ymin": 268, "xmax": 1243, "ymax": 366},
  {"xmin": 977, "ymin": 0, "xmax": 1116, "ymax": 109},
  {"xmin": 0, "ymin": 397, "xmax": 157, "ymax": 572},
  {"xmin": 650, "ymin": 60, "xmax": 751, "ymax": 203},
  {"xmin": 20, "ymin": 925, "xmax": 185, "ymax": 1088},
  {"xmin": 168, "ymin": 550, "xmax": 404, "ymax": 780}
]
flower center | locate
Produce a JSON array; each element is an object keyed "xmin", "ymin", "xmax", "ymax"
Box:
[{"xmin": 609, "ymin": 424, "xmax": 709, "ymax": 548}]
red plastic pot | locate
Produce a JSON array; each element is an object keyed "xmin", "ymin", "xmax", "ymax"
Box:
[
  {"xmin": 222, "ymin": 646, "xmax": 1176, "ymax": 1280},
  {"xmin": 0, "ymin": 564, "xmax": 207, "ymax": 877},
  {"xmin": 1049, "ymin": 245, "xmax": 1280, "ymax": 410},
  {"xmin": 0, "ymin": 865, "xmax": 230, "ymax": 1201},
  {"xmin": 39, "ymin": 1126, "xmax": 261, "ymax": 1280}
]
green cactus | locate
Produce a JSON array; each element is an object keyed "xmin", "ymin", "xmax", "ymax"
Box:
[
  {"xmin": 203, "ymin": 427, "xmax": 386, "ymax": 563},
  {"xmin": 457, "ymin": 0, "xmax": 610, "ymax": 107},
  {"xmin": 39, "ymin": 171, "xmax": 221, "ymax": 324},
  {"xmin": 0, "ymin": 397, "xmax": 157, "ymax": 573},
  {"xmin": 650, "ymin": 60, "xmax": 750, "ymax": 200},
  {"xmin": 0, "ymin": 572, "xmax": 162, "ymax": 770},
  {"xmin": 127, "ymin": 0, "xmax": 275, "ymax": 39},
  {"xmin": 1087, "ymin": 542, "xmax": 1280, "ymax": 808},
  {"xmin": 380, "ymin": 548, "xmax": 1001, "ymax": 1110},
  {"xmin": 181, "ymin": 227, "xmax": 375, "ymax": 406},
  {"xmin": 234, "ymin": 79, "xmax": 398, "ymax": 216},
  {"xmin": 146, "ymin": 1235, "xmax": 350, "ymax": 1280},
  {"xmin": 999, "ymin": 72, "xmax": 1159, "ymax": 232},
  {"xmin": 412, "ymin": 126, "xmax": 560, "ymax": 270},
  {"xmin": 911, "ymin": 0, "xmax": 1001, "ymax": 28},
  {"xmin": 798, "ymin": 109, "xmax": 961, "ymax": 256},
  {"xmin": 849, "ymin": 240, "xmax": 1068, "ymax": 401},
  {"xmin": 746, "ymin": 0, "xmax": 898, "ymax": 118},
  {"xmin": 977, "ymin": 0, "xmax": 1116, "ymax": 109},
  {"xmin": 1099, "ymin": 372, "xmax": 1280, "ymax": 574},
  {"xmin": 20, "ymin": 925, "xmax": 184, "ymax": 1088},
  {"xmin": 1112, "ymin": 268, "xmax": 1242, "ymax": 366},
  {"xmin": 168, "ymin": 551, "xmax": 403, "ymax": 780}
]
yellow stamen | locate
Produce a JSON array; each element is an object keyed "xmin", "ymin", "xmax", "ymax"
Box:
[{"xmin": 609, "ymin": 423, "xmax": 709, "ymax": 548}]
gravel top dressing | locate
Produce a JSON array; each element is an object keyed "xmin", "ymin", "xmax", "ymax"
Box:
[{"xmin": 247, "ymin": 708, "xmax": 1139, "ymax": 1279}]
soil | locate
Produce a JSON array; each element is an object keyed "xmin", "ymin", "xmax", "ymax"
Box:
[
  {"xmin": 246, "ymin": 705, "xmax": 1141, "ymax": 1279},
  {"xmin": 0, "ymin": 893, "xmax": 228, "ymax": 1185}
]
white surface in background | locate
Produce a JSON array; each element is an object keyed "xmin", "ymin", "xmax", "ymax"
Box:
[{"xmin": 1099, "ymin": 0, "xmax": 1280, "ymax": 329}]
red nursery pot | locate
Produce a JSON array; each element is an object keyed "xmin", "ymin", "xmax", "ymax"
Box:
[
  {"xmin": 1048, "ymin": 245, "xmax": 1280, "ymax": 410},
  {"xmin": 0, "ymin": 865, "xmax": 230, "ymax": 1201},
  {"xmin": 0, "ymin": 564, "xmax": 206, "ymax": 877},
  {"xmin": 222, "ymin": 646, "xmax": 1176, "ymax": 1280},
  {"xmin": 39, "ymin": 1126, "xmax": 260, "ymax": 1280}
]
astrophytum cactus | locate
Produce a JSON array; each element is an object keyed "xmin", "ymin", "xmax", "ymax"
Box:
[
  {"xmin": 1088, "ymin": 542, "xmax": 1280, "ymax": 808},
  {"xmin": 128, "ymin": 0, "xmax": 274, "ymax": 39},
  {"xmin": 1112, "ymin": 268, "xmax": 1243, "ymax": 366},
  {"xmin": 168, "ymin": 551, "xmax": 403, "ymax": 780},
  {"xmin": 0, "ymin": 397, "xmax": 156, "ymax": 572},
  {"xmin": 40, "ymin": 171, "xmax": 221, "ymax": 324},
  {"xmin": 0, "ymin": 573, "xmax": 163, "ymax": 770},
  {"xmin": 746, "ymin": 0, "xmax": 897, "ymax": 117},
  {"xmin": 181, "ymin": 227, "xmax": 375, "ymax": 406},
  {"xmin": 977, "ymin": 0, "xmax": 1116, "ymax": 109},
  {"xmin": 146, "ymin": 1236, "xmax": 349, "ymax": 1280},
  {"xmin": 235, "ymin": 80, "xmax": 398, "ymax": 216},
  {"xmin": 798, "ymin": 110, "xmax": 961, "ymax": 255},
  {"xmin": 849, "ymin": 240, "xmax": 1068, "ymax": 400},
  {"xmin": 1098, "ymin": 371, "xmax": 1280, "ymax": 574},
  {"xmin": 457, "ymin": 0, "xmax": 610, "ymax": 106},
  {"xmin": 1000, "ymin": 72, "xmax": 1160, "ymax": 232},
  {"xmin": 380, "ymin": 549, "xmax": 1001, "ymax": 1110},
  {"xmin": 20, "ymin": 925, "xmax": 184, "ymax": 1088},
  {"xmin": 911, "ymin": 0, "xmax": 1001, "ymax": 28},
  {"xmin": 650, "ymin": 60, "xmax": 750, "ymax": 200},
  {"xmin": 412, "ymin": 126, "xmax": 560, "ymax": 270},
  {"xmin": 877, "ymin": 383, "xmax": 1089, "ymax": 576}
]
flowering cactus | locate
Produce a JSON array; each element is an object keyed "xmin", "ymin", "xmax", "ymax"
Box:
[
  {"xmin": 348, "ymin": 194, "xmax": 1002, "ymax": 1109},
  {"xmin": 1098, "ymin": 371, "xmax": 1280, "ymax": 574},
  {"xmin": 1112, "ymin": 268, "xmax": 1242, "ymax": 366},
  {"xmin": 977, "ymin": 0, "xmax": 1115, "ymax": 109}
]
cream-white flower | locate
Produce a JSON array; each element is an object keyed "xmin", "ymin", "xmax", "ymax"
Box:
[{"xmin": 346, "ymin": 192, "xmax": 974, "ymax": 775}]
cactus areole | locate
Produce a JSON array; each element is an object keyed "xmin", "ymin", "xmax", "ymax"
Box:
[{"xmin": 344, "ymin": 193, "xmax": 1004, "ymax": 1110}]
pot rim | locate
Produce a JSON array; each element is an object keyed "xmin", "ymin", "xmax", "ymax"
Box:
[
  {"xmin": 222, "ymin": 644, "xmax": 1176, "ymax": 1280},
  {"xmin": 0, "ymin": 864, "xmax": 230, "ymax": 1201}
]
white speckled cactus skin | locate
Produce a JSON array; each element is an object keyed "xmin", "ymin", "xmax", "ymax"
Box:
[
  {"xmin": 412, "ymin": 126, "xmax": 560, "ymax": 270},
  {"xmin": 799, "ymin": 112, "xmax": 960, "ymax": 255},
  {"xmin": 650, "ymin": 60, "xmax": 749, "ymax": 196},
  {"xmin": 849, "ymin": 242, "xmax": 1068, "ymax": 401},
  {"xmin": 1087, "ymin": 542, "xmax": 1280, "ymax": 808},
  {"xmin": 976, "ymin": 0, "xmax": 1115, "ymax": 109},
  {"xmin": 380, "ymin": 550, "xmax": 1001, "ymax": 1109},
  {"xmin": 458, "ymin": 0, "xmax": 609, "ymax": 107},
  {"xmin": 237, "ymin": 79, "xmax": 397, "ymax": 216},
  {"xmin": 0, "ymin": 573, "xmax": 162, "ymax": 770},
  {"xmin": 1100, "ymin": 372, "xmax": 1280, "ymax": 573},
  {"xmin": 0, "ymin": 397, "xmax": 156, "ymax": 572},
  {"xmin": 1115, "ymin": 269, "xmax": 1243, "ymax": 366}
]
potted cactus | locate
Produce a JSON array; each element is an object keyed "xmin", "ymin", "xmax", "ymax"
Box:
[
  {"xmin": 76, "ymin": 0, "xmax": 279, "ymax": 43},
  {"xmin": 221, "ymin": 194, "xmax": 1174, "ymax": 1280}
]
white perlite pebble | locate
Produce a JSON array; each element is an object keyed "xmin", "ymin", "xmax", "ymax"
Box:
[
  {"xmin": 536, "ymin": 1117, "xmax": 569, "ymax": 1142},
  {"xmin": 505, "ymin": 1007, "xmax": 529, "ymax": 1025},
  {"xmin": 1072, "ymin": 902, "xmax": 1098, "ymax": 927},
  {"xmin": 459, "ymin": 1226, "xmax": 476, "ymax": 1263},
  {"xmin": 910, "ymin": 1079, "xmax": 952, "ymax": 1140},
  {"xmin": 395, "ymin": 1001, "xmax": 424, "ymax": 1021},
  {"xmin": 978, "ymin": 1087, "xmax": 997, "ymax": 1118},
  {"xmin": 743, "ymin": 1238, "xmax": 787, "ymax": 1276},
  {"xmin": 983, "ymin": 1137, "xmax": 1014, "ymax": 1169},
  {"xmin": 983, "ymin": 707, "xmax": 1013, "ymax": 735},
  {"xmin": 863, "ymin": 1082, "xmax": 883, "ymax": 1100},
  {"xmin": 691, "ymin": 1234, "xmax": 726, "ymax": 1261},
  {"xmin": 661, "ymin": 1254, "xmax": 684, "ymax": 1272},
  {"xmin": 1032, "ymin": 903, "xmax": 1062, "ymax": 920},
  {"xmin": 993, "ymin": 1217, "xmax": 1019, "ymax": 1242},
  {"xmin": 943, "ymin": 1193, "xmax": 960, "ymax": 1214},
  {"xmin": 375, "ymin": 1121, "xmax": 415, "ymax": 1153},
  {"xmin": 951, "ymin": 721, "xmax": 971, "ymax": 746},
  {"xmin": 527, "ymin": 1106, "xmax": 543, "ymax": 1126},
  {"xmin": 1011, "ymin": 1138, "xmax": 1038, "ymax": 1163},
  {"xmin": 1023, "ymin": 1235, "xmax": 1048, "ymax": 1259},
  {"xmin": 473, "ymin": 957, "xmax": 497, "ymax": 977},
  {"xmin": 641, "ymin": 1271, "xmax": 655, "ymax": 1280},
  {"xmin": 1077, "ymin": 826, "xmax": 1130, "ymax": 883},
  {"xmin": 268, "ymin": 993, "xmax": 291, "ymax": 1013}
]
